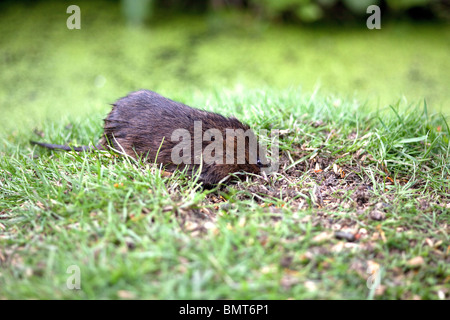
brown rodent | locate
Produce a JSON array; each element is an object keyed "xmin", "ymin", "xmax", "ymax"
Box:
[{"xmin": 32, "ymin": 90, "xmax": 267, "ymax": 186}]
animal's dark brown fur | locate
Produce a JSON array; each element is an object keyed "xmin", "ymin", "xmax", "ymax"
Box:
[{"xmin": 32, "ymin": 90, "xmax": 265, "ymax": 185}]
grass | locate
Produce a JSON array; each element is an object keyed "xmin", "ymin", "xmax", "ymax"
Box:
[
  {"xmin": 1, "ymin": 88, "xmax": 449, "ymax": 299},
  {"xmin": 0, "ymin": 0, "xmax": 449, "ymax": 300}
]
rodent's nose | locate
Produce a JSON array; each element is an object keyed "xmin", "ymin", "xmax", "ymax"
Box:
[
  {"xmin": 257, "ymin": 157, "xmax": 270, "ymax": 168},
  {"xmin": 257, "ymin": 158, "xmax": 263, "ymax": 168}
]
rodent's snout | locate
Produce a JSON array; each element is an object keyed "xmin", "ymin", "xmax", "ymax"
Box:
[
  {"xmin": 257, "ymin": 157, "xmax": 271, "ymax": 169},
  {"xmin": 257, "ymin": 157, "xmax": 263, "ymax": 168}
]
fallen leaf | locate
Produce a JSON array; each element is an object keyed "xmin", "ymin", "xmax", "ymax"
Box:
[
  {"xmin": 375, "ymin": 225, "xmax": 387, "ymax": 242},
  {"xmin": 407, "ymin": 256, "xmax": 424, "ymax": 267},
  {"xmin": 333, "ymin": 163, "xmax": 338, "ymax": 174},
  {"xmin": 312, "ymin": 231, "xmax": 333, "ymax": 243},
  {"xmin": 315, "ymin": 163, "xmax": 321, "ymax": 171},
  {"xmin": 367, "ymin": 260, "xmax": 380, "ymax": 275},
  {"xmin": 331, "ymin": 242, "xmax": 345, "ymax": 253},
  {"xmin": 117, "ymin": 290, "xmax": 135, "ymax": 299},
  {"xmin": 161, "ymin": 170, "xmax": 172, "ymax": 177}
]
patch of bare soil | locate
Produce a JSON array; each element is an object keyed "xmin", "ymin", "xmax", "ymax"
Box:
[
  {"xmin": 173, "ymin": 148, "xmax": 378, "ymax": 233},
  {"xmin": 176, "ymin": 145, "xmax": 448, "ymax": 248}
]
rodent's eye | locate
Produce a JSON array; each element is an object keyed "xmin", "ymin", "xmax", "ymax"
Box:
[{"xmin": 257, "ymin": 158, "xmax": 263, "ymax": 167}]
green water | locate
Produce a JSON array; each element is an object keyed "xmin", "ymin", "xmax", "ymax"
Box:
[{"xmin": 0, "ymin": 1, "xmax": 449, "ymax": 134}]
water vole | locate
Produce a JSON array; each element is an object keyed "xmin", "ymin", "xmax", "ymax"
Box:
[{"xmin": 32, "ymin": 90, "xmax": 267, "ymax": 185}]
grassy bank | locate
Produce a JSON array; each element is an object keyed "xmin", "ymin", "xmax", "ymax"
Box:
[{"xmin": 1, "ymin": 88, "xmax": 449, "ymax": 299}]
